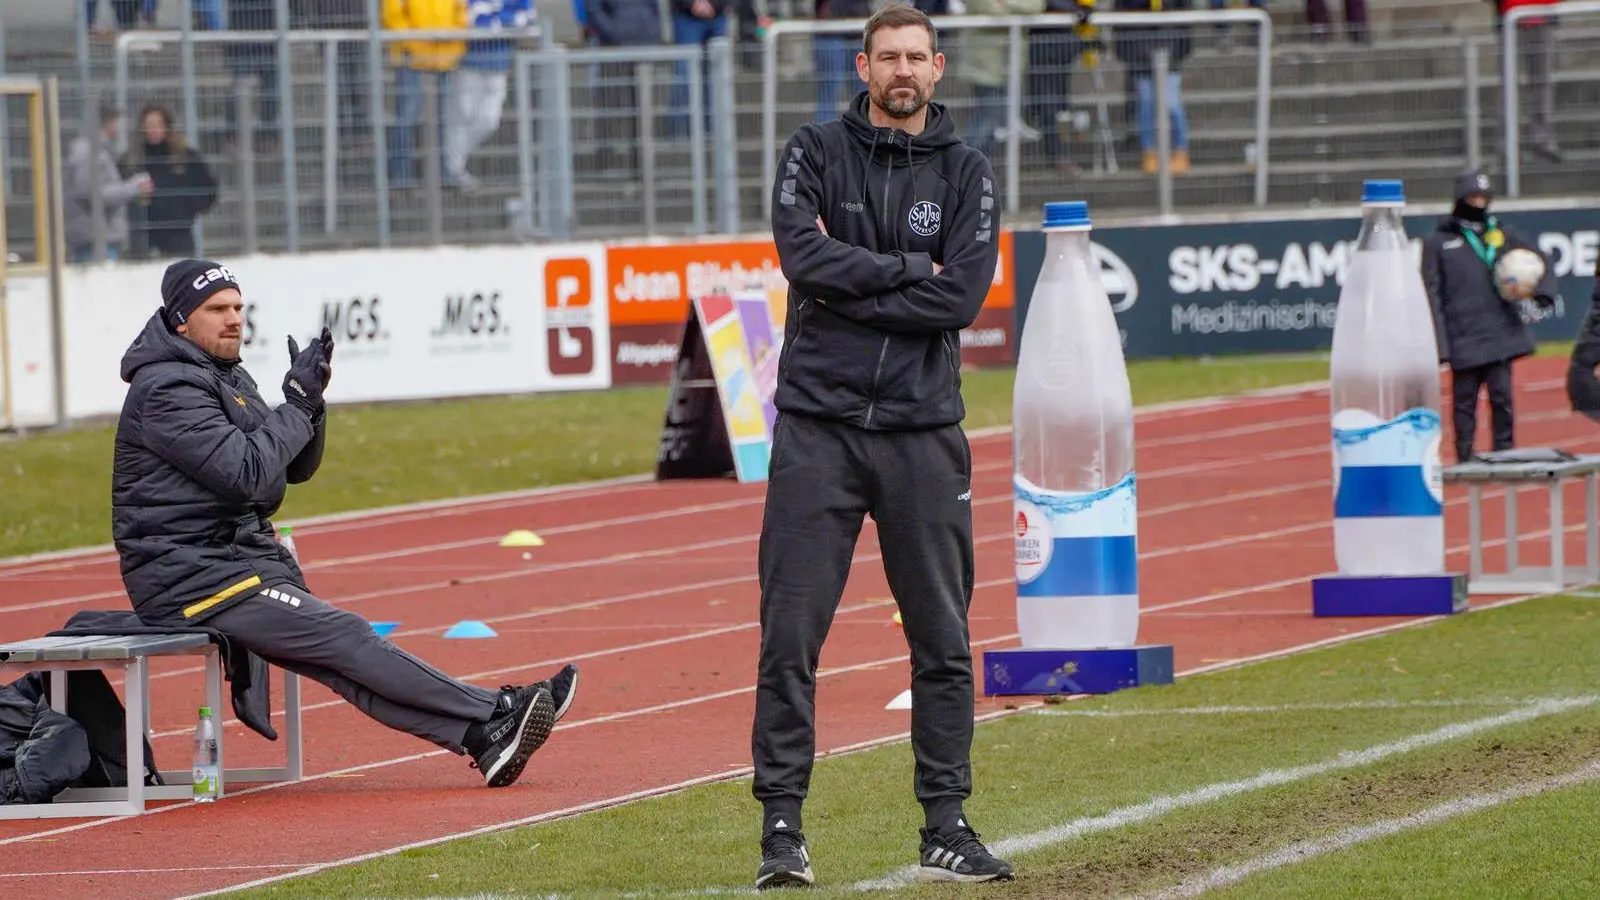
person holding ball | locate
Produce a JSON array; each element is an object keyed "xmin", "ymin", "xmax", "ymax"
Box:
[{"xmin": 1422, "ymin": 169, "xmax": 1558, "ymax": 463}]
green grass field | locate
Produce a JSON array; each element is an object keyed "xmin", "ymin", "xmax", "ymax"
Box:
[
  {"xmin": 229, "ymin": 593, "xmax": 1600, "ymax": 900},
  {"xmin": 0, "ymin": 352, "xmax": 1339, "ymax": 559}
]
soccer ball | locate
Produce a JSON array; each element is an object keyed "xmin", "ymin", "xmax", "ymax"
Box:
[{"xmin": 1494, "ymin": 247, "xmax": 1545, "ymax": 302}]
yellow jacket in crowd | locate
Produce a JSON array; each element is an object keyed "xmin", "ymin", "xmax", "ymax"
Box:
[{"xmin": 382, "ymin": 0, "xmax": 469, "ymax": 71}]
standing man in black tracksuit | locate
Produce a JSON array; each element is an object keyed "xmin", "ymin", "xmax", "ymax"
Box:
[
  {"xmin": 1422, "ymin": 169, "xmax": 1557, "ymax": 463},
  {"xmin": 112, "ymin": 259, "xmax": 579, "ymax": 790},
  {"xmin": 750, "ymin": 4, "xmax": 1012, "ymax": 890}
]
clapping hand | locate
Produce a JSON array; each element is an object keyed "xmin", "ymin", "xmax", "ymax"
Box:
[{"xmin": 283, "ymin": 328, "xmax": 333, "ymax": 418}]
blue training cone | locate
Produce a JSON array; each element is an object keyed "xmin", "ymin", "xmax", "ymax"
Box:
[
  {"xmin": 370, "ymin": 621, "xmax": 399, "ymax": 637},
  {"xmin": 444, "ymin": 620, "xmax": 498, "ymax": 639}
]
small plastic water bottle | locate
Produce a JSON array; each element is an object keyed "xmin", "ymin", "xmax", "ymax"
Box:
[
  {"xmin": 1012, "ymin": 201, "xmax": 1139, "ymax": 649},
  {"xmin": 277, "ymin": 525, "xmax": 298, "ymax": 563},
  {"xmin": 192, "ymin": 706, "xmax": 219, "ymax": 803},
  {"xmin": 1328, "ymin": 179, "xmax": 1444, "ymax": 576}
]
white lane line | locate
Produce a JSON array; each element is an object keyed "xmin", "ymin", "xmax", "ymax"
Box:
[
  {"xmin": 0, "ymin": 401, "xmax": 1358, "ymax": 611},
  {"xmin": 3, "ymin": 396, "xmax": 1581, "ymax": 616},
  {"xmin": 1030, "ymin": 698, "xmax": 1552, "ymax": 718},
  {"xmin": 1132, "ymin": 758, "xmax": 1600, "ymax": 900},
  {"xmin": 849, "ymin": 695, "xmax": 1600, "ymax": 891},
  {"xmin": 0, "ymin": 377, "xmax": 1341, "ymax": 576}
]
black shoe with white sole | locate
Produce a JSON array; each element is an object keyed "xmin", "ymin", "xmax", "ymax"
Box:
[
  {"xmin": 917, "ymin": 821, "xmax": 1014, "ymax": 882},
  {"xmin": 464, "ymin": 683, "xmax": 556, "ymax": 787},
  {"xmin": 538, "ymin": 663, "xmax": 579, "ymax": 722},
  {"xmin": 756, "ymin": 828, "xmax": 814, "ymax": 890}
]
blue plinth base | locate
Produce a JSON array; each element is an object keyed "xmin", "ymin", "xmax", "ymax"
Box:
[
  {"xmin": 982, "ymin": 645, "xmax": 1174, "ymax": 696},
  {"xmin": 1311, "ymin": 572, "xmax": 1469, "ymax": 617}
]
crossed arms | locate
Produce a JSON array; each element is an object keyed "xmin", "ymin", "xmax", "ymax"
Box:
[{"xmin": 770, "ymin": 131, "xmax": 1001, "ymax": 333}]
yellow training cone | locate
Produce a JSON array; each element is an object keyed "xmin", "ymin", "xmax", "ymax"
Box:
[{"xmin": 499, "ymin": 529, "xmax": 545, "ymax": 548}]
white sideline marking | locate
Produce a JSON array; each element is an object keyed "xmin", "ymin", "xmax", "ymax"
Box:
[
  {"xmin": 1031, "ymin": 698, "xmax": 1549, "ymax": 718},
  {"xmin": 1133, "ymin": 758, "xmax": 1600, "ymax": 900},
  {"xmin": 162, "ymin": 706, "xmax": 1032, "ymax": 900},
  {"xmin": 849, "ymin": 695, "xmax": 1600, "ymax": 891},
  {"xmin": 148, "ymin": 593, "xmax": 1556, "ymax": 899}
]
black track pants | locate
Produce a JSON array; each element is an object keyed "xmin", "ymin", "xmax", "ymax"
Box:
[
  {"xmin": 750, "ymin": 411, "xmax": 976, "ymax": 833},
  {"xmin": 205, "ymin": 587, "xmax": 500, "ymax": 752},
  {"xmin": 1452, "ymin": 360, "xmax": 1514, "ymax": 461}
]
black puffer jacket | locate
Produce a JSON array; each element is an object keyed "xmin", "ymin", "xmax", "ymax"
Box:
[
  {"xmin": 0, "ymin": 680, "xmax": 90, "ymax": 805},
  {"xmin": 112, "ymin": 309, "xmax": 325, "ymax": 627},
  {"xmin": 1422, "ymin": 213, "xmax": 1557, "ymax": 371}
]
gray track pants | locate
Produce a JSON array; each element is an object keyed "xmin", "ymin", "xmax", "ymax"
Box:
[{"xmin": 206, "ymin": 585, "xmax": 500, "ymax": 753}]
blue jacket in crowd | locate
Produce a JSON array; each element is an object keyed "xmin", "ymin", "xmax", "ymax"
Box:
[{"xmin": 462, "ymin": 0, "xmax": 536, "ymax": 71}]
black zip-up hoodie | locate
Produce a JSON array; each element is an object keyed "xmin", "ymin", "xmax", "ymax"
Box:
[
  {"xmin": 770, "ymin": 89, "xmax": 1000, "ymax": 432},
  {"xmin": 112, "ymin": 309, "xmax": 324, "ymax": 627}
]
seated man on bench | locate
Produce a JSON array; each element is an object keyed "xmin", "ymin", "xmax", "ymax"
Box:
[{"xmin": 110, "ymin": 258, "xmax": 578, "ymax": 789}]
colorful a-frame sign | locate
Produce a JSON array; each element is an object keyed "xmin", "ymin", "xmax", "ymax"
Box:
[{"xmin": 654, "ymin": 287, "xmax": 784, "ymax": 484}]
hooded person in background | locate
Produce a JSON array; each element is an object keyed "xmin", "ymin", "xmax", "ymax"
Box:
[
  {"xmin": 112, "ymin": 259, "xmax": 578, "ymax": 789},
  {"xmin": 1422, "ymin": 169, "xmax": 1558, "ymax": 463}
]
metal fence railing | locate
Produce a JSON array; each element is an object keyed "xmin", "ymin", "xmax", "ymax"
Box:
[
  {"xmin": 1502, "ymin": 0, "xmax": 1596, "ymax": 197},
  {"xmin": 110, "ymin": 24, "xmax": 547, "ymax": 255},
  {"xmin": 760, "ymin": 7, "xmax": 1275, "ymax": 220},
  {"xmin": 511, "ymin": 39, "xmax": 740, "ymax": 242},
  {"xmin": 24, "ymin": 3, "xmax": 1600, "ymax": 259}
]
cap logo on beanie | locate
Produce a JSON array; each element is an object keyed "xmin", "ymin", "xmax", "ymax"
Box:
[{"xmin": 190, "ymin": 265, "xmax": 237, "ymax": 293}]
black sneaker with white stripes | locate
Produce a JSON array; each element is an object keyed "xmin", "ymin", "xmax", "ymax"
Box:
[
  {"xmin": 536, "ymin": 663, "xmax": 579, "ymax": 722},
  {"xmin": 463, "ymin": 683, "xmax": 556, "ymax": 788},
  {"xmin": 917, "ymin": 820, "xmax": 1014, "ymax": 882},
  {"xmin": 755, "ymin": 827, "xmax": 814, "ymax": 890}
]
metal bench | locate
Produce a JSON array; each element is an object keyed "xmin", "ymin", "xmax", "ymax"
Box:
[
  {"xmin": 1442, "ymin": 449, "xmax": 1600, "ymax": 596},
  {"xmin": 0, "ymin": 633, "xmax": 302, "ymax": 818}
]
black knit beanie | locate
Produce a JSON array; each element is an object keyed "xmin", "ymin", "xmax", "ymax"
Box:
[{"xmin": 161, "ymin": 259, "xmax": 241, "ymax": 329}]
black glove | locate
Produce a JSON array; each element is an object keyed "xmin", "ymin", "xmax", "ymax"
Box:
[{"xmin": 283, "ymin": 331, "xmax": 330, "ymax": 418}]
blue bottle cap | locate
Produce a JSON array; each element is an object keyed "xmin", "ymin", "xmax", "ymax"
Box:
[
  {"xmin": 1361, "ymin": 179, "xmax": 1405, "ymax": 204},
  {"xmin": 1042, "ymin": 201, "xmax": 1091, "ymax": 229}
]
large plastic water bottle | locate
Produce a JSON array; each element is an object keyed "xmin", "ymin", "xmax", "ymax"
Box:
[
  {"xmin": 192, "ymin": 706, "xmax": 219, "ymax": 802},
  {"xmin": 1012, "ymin": 201, "xmax": 1139, "ymax": 649},
  {"xmin": 1328, "ymin": 179, "xmax": 1445, "ymax": 576}
]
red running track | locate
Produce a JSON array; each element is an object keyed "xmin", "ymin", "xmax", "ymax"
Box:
[{"xmin": 0, "ymin": 356, "xmax": 1594, "ymax": 900}]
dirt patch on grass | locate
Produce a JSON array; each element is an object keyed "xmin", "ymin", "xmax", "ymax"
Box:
[{"xmin": 945, "ymin": 715, "xmax": 1600, "ymax": 900}]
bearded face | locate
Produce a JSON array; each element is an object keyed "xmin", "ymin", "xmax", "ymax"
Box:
[{"xmin": 857, "ymin": 24, "xmax": 944, "ymax": 122}]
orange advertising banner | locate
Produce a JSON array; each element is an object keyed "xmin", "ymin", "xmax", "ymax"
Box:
[{"xmin": 606, "ymin": 230, "xmax": 1015, "ymax": 328}]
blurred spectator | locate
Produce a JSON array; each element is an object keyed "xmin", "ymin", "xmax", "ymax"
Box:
[
  {"xmin": 445, "ymin": 0, "xmax": 533, "ymax": 189},
  {"xmin": 86, "ymin": 0, "xmax": 156, "ymax": 32},
  {"xmin": 667, "ymin": 0, "xmax": 730, "ymax": 138},
  {"xmin": 119, "ymin": 105, "xmax": 220, "ymax": 259},
  {"xmin": 813, "ymin": 0, "xmax": 873, "ymax": 122},
  {"xmin": 962, "ymin": 0, "xmax": 1046, "ymax": 161},
  {"xmin": 1024, "ymin": 0, "xmax": 1093, "ymax": 177},
  {"xmin": 383, "ymin": 0, "xmax": 469, "ymax": 188},
  {"xmin": 1305, "ymin": 0, "xmax": 1368, "ymax": 44},
  {"xmin": 223, "ymin": 0, "xmax": 282, "ymax": 155},
  {"xmin": 1495, "ymin": 0, "xmax": 1562, "ymax": 162},
  {"xmin": 1207, "ymin": 0, "xmax": 1261, "ymax": 47},
  {"xmin": 64, "ymin": 103, "xmax": 153, "ymax": 263},
  {"xmin": 292, "ymin": 0, "xmax": 372, "ymax": 144},
  {"xmin": 1112, "ymin": 0, "xmax": 1191, "ymax": 175},
  {"xmin": 582, "ymin": 0, "xmax": 662, "ymax": 175}
]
